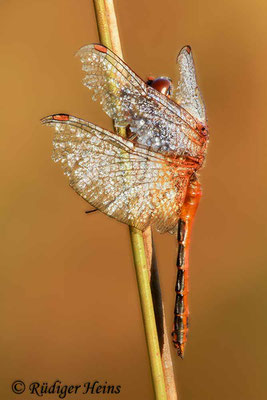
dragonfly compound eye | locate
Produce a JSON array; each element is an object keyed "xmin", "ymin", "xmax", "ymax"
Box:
[{"xmin": 147, "ymin": 77, "xmax": 173, "ymax": 97}]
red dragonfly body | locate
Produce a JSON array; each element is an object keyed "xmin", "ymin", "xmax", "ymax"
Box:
[{"xmin": 42, "ymin": 43, "xmax": 209, "ymax": 358}]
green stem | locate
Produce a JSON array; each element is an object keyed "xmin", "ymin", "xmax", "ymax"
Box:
[
  {"xmin": 93, "ymin": 0, "xmax": 112, "ymax": 48},
  {"xmin": 92, "ymin": 1, "xmax": 167, "ymax": 399},
  {"xmin": 129, "ymin": 227, "xmax": 167, "ymax": 399}
]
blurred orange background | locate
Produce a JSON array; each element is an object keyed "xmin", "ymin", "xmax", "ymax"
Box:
[{"xmin": 1, "ymin": 0, "xmax": 267, "ymax": 399}]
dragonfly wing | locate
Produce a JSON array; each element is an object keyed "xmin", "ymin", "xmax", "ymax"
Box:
[
  {"xmin": 42, "ymin": 114, "xmax": 191, "ymax": 234},
  {"xmin": 76, "ymin": 44, "xmax": 203, "ymax": 158},
  {"xmin": 174, "ymin": 46, "xmax": 206, "ymax": 125}
]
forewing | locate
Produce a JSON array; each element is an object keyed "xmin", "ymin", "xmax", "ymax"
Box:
[
  {"xmin": 76, "ymin": 44, "xmax": 204, "ymax": 158},
  {"xmin": 174, "ymin": 46, "xmax": 206, "ymax": 124},
  {"xmin": 42, "ymin": 114, "xmax": 190, "ymax": 233}
]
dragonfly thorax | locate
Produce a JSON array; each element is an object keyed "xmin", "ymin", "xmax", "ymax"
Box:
[{"xmin": 146, "ymin": 76, "xmax": 173, "ymax": 97}]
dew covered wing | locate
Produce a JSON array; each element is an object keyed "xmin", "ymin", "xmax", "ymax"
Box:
[
  {"xmin": 76, "ymin": 44, "xmax": 204, "ymax": 159},
  {"xmin": 42, "ymin": 115, "xmax": 190, "ymax": 233}
]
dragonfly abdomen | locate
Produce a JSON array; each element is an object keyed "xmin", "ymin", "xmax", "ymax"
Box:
[
  {"xmin": 172, "ymin": 178, "xmax": 202, "ymax": 358},
  {"xmin": 172, "ymin": 220, "xmax": 189, "ymax": 358}
]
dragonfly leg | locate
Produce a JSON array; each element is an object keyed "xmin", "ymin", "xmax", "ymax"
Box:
[
  {"xmin": 85, "ymin": 209, "xmax": 98, "ymax": 214},
  {"xmin": 172, "ymin": 175, "xmax": 202, "ymax": 358}
]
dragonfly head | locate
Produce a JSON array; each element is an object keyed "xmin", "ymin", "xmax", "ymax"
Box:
[{"xmin": 146, "ymin": 76, "xmax": 173, "ymax": 97}]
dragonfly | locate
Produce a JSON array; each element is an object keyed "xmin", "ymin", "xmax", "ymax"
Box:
[{"xmin": 41, "ymin": 43, "xmax": 209, "ymax": 358}]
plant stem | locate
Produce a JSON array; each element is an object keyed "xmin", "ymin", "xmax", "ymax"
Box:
[
  {"xmin": 129, "ymin": 227, "xmax": 167, "ymax": 399},
  {"xmin": 93, "ymin": 0, "xmax": 112, "ymax": 49},
  {"xmin": 149, "ymin": 237, "xmax": 177, "ymax": 400},
  {"xmin": 92, "ymin": 1, "xmax": 175, "ymax": 399}
]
